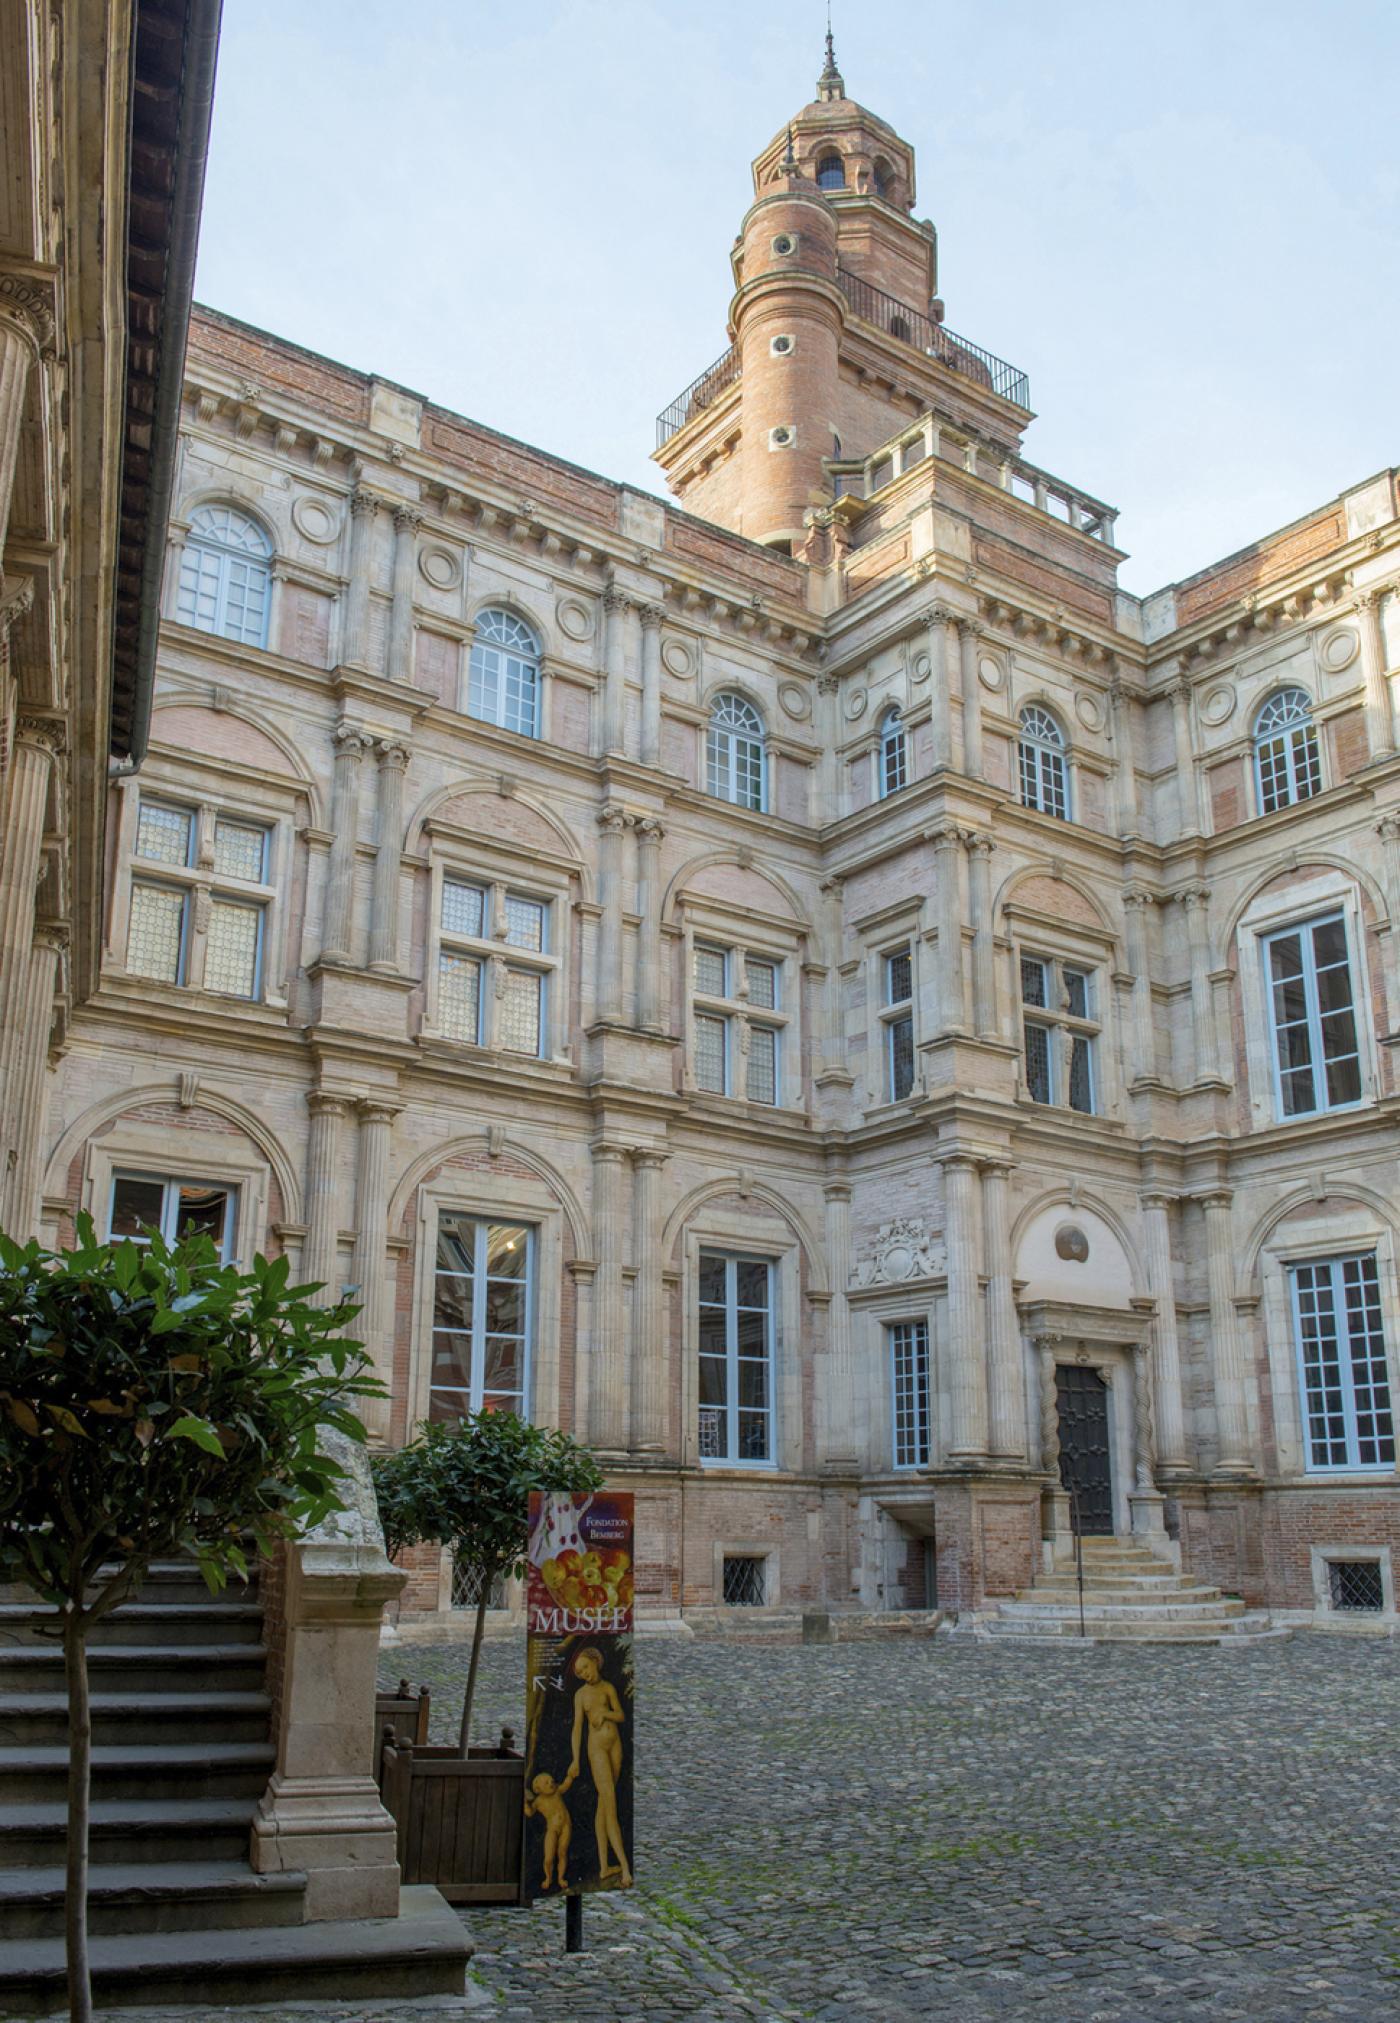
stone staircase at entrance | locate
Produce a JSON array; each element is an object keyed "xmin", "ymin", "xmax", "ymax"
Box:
[
  {"xmin": 979, "ymin": 1538, "xmax": 1271, "ymax": 1644},
  {"xmin": 0, "ymin": 1559, "xmax": 470, "ymax": 2014}
]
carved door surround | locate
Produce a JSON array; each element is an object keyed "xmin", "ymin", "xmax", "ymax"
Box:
[{"xmin": 1019, "ymin": 1297, "xmax": 1163, "ymax": 1546}]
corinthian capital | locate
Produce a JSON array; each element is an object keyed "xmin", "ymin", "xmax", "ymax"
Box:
[
  {"xmin": 598, "ymin": 802, "xmax": 633, "ymax": 836},
  {"xmin": 0, "ymin": 271, "xmax": 56, "ymax": 354},
  {"xmin": 392, "ymin": 503, "xmax": 423, "ymax": 534}
]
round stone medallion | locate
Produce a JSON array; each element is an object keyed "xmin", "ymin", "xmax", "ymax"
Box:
[
  {"xmin": 910, "ymin": 650, "xmax": 932, "ymax": 685},
  {"xmin": 1200, "ymin": 682, "xmax": 1237, "ymax": 727},
  {"xmin": 1074, "ymin": 691, "xmax": 1104, "ymax": 733},
  {"xmin": 778, "ymin": 681, "xmax": 811, "ymax": 720},
  {"xmin": 844, "ymin": 685, "xmax": 868, "ymax": 722},
  {"xmin": 556, "ymin": 596, "xmax": 593, "ymax": 642},
  {"xmin": 978, "ymin": 653, "xmax": 1005, "ymax": 692},
  {"xmin": 1054, "ymin": 1223, "xmax": 1090, "ymax": 1263},
  {"xmin": 662, "ymin": 637, "xmax": 694, "ymax": 679},
  {"xmin": 290, "ymin": 494, "xmax": 339, "ymax": 545},
  {"xmin": 418, "ymin": 544, "xmax": 462, "ymax": 591},
  {"xmin": 1319, "ymin": 625, "xmax": 1360, "ymax": 674}
]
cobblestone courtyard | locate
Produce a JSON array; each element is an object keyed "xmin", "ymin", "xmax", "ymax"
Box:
[{"xmin": 116, "ymin": 1632, "xmax": 1398, "ymax": 2023}]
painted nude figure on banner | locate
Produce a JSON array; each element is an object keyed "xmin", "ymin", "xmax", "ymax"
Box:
[
  {"xmin": 524, "ymin": 1772, "xmax": 573, "ymax": 1890},
  {"xmin": 563, "ymin": 1645, "xmax": 631, "ymax": 1886}
]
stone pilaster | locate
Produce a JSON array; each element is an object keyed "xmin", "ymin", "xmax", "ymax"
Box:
[
  {"xmin": 822, "ymin": 1181, "xmax": 857, "ymax": 1466},
  {"xmin": 629, "ymin": 1149, "xmax": 669, "ymax": 1454},
  {"xmin": 634, "ymin": 817, "xmax": 665, "ymax": 1032},
  {"xmin": 942, "ymin": 1153, "xmax": 988, "ymax": 1460},
  {"xmin": 928, "ymin": 824, "xmax": 967, "ymax": 1036},
  {"xmin": 980, "ymin": 1160, "xmax": 1024, "ymax": 1459},
  {"xmin": 1198, "ymin": 1190, "xmax": 1252, "ymax": 1475},
  {"xmin": 1356, "ymin": 590, "xmax": 1396, "ymax": 758},
  {"xmin": 339, "ymin": 490, "xmax": 380, "ymax": 669},
  {"xmin": 1167, "ymin": 681, "xmax": 1197, "ymax": 833},
  {"xmin": 957, "ymin": 617, "xmax": 983, "ymax": 777},
  {"xmin": 965, "ymin": 831, "xmax": 997, "ymax": 1039},
  {"xmin": 1141, "ymin": 1193, "xmax": 1188, "ymax": 1469},
  {"xmin": 387, "ymin": 503, "xmax": 421, "ymax": 681},
  {"xmin": 302, "ymin": 1093, "xmax": 352, "ymax": 1303},
  {"xmin": 816, "ymin": 876, "xmax": 847, "ymax": 1083},
  {"xmin": 0, "ymin": 718, "xmax": 60, "ymax": 1174},
  {"xmin": 367, "ymin": 740, "xmax": 409, "ymax": 972},
  {"xmin": 1108, "ymin": 674, "xmax": 1139, "ymax": 835},
  {"xmin": 589, "ymin": 1143, "xmax": 630, "ymax": 1455},
  {"xmin": 924, "ymin": 603, "xmax": 954, "ymax": 771},
  {"xmin": 1122, "ymin": 889, "xmax": 1158, "ymax": 1085},
  {"xmin": 638, "ymin": 603, "xmax": 663, "ymax": 768},
  {"xmin": 350, "ymin": 1100, "xmax": 401, "ymax": 1443},
  {"xmin": 1180, "ymin": 885, "xmax": 1221, "ymax": 1083},
  {"xmin": 321, "ymin": 724, "xmax": 367, "ymax": 965},
  {"xmin": 595, "ymin": 803, "xmax": 632, "ymax": 1023},
  {"xmin": 601, "ymin": 587, "xmax": 631, "ymax": 757},
  {"xmin": 0, "ymin": 277, "xmax": 50, "ymax": 559},
  {"xmin": 4, "ymin": 917, "xmax": 65, "ymax": 1240}
]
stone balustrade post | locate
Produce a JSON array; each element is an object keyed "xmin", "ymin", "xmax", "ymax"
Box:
[
  {"xmin": 634, "ymin": 817, "xmax": 665, "ymax": 1032},
  {"xmin": 957, "ymin": 617, "xmax": 984, "ymax": 777},
  {"xmin": 387, "ymin": 504, "xmax": 421, "ymax": 682},
  {"xmin": 321, "ymin": 724, "xmax": 367, "ymax": 965},
  {"xmin": 1356, "ymin": 590, "xmax": 1396, "ymax": 758},
  {"xmin": 1199, "ymin": 1190, "xmax": 1252, "ymax": 1474},
  {"xmin": 1141, "ymin": 1192, "xmax": 1188, "ymax": 1469},
  {"xmin": 596, "ymin": 804, "xmax": 632, "ymax": 1024},
  {"xmin": 1180, "ymin": 886, "xmax": 1220, "ymax": 1083},
  {"xmin": 0, "ymin": 717, "xmax": 60, "ymax": 1170},
  {"xmin": 367, "ymin": 741, "xmax": 409, "ymax": 972},
  {"xmin": 924, "ymin": 603, "xmax": 954, "ymax": 771},
  {"xmin": 980, "ymin": 1160, "xmax": 1024, "ymax": 1459},
  {"xmin": 629, "ymin": 1149, "xmax": 670, "ymax": 1454},
  {"xmin": 589, "ymin": 1143, "xmax": 631, "ymax": 1455},
  {"xmin": 0, "ymin": 278, "xmax": 50, "ymax": 558},
  {"xmin": 822, "ymin": 1182, "xmax": 857, "ymax": 1466},
  {"xmin": 302, "ymin": 1093, "xmax": 351, "ymax": 1303},
  {"xmin": 965, "ymin": 831, "xmax": 997, "ymax": 1039},
  {"xmin": 350, "ymin": 1100, "xmax": 401, "ymax": 1443},
  {"xmin": 1122, "ymin": 889, "xmax": 1158, "ymax": 1086},
  {"xmin": 929, "ymin": 824, "xmax": 967, "ymax": 1036},
  {"xmin": 601, "ymin": 587, "xmax": 631, "ymax": 757},
  {"xmin": 638, "ymin": 603, "xmax": 663, "ymax": 768},
  {"xmin": 339, "ymin": 490, "xmax": 380, "ymax": 670},
  {"xmin": 942, "ymin": 1153, "xmax": 988, "ymax": 1460}
]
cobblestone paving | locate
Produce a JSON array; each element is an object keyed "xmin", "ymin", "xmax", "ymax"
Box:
[{"xmin": 111, "ymin": 1632, "xmax": 1399, "ymax": 2023}]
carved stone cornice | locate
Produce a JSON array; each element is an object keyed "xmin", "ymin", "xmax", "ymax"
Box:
[{"xmin": 0, "ymin": 270, "xmax": 57, "ymax": 355}]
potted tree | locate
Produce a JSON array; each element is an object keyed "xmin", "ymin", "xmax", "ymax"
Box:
[
  {"xmin": 371, "ymin": 1412, "xmax": 601, "ymax": 1903},
  {"xmin": 0, "ymin": 1217, "xmax": 381, "ymax": 2023}
]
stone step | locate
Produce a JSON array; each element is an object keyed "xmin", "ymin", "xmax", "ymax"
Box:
[
  {"xmin": 0, "ymin": 1566, "xmax": 262, "ymax": 1613},
  {"xmin": 995, "ymin": 1597, "xmax": 1246, "ymax": 1623},
  {"xmin": 0, "ymin": 1797, "xmax": 256, "ymax": 1867},
  {"xmin": 0, "ymin": 1602, "xmax": 263, "ymax": 1649},
  {"xmin": 1028, "ymin": 1574, "xmax": 1207, "ymax": 1594},
  {"xmin": 0, "ymin": 1741, "xmax": 275, "ymax": 1804},
  {"xmin": 0, "ymin": 1883, "xmax": 470, "ymax": 2012},
  {"xmin": 982, "ymin": 1617, "xmax": 1251, "ymax": 1643},
  {"xmin": 0, "ymin": 1860, "xmax": 306, "ymax": 1941},
  {"xmin": 0, "ymin": 1641, "xmax": 267, "ymax": 1694},
  {"xmin": 0, "ymin": 1690, "xmax": 272, "ymax": 1747},
  {"xmin": 1017, "ymin": 1581, "xmax": 1231, "ymax": 1604}
]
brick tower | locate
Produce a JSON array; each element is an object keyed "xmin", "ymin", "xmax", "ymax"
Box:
[{"xmin": 655, "ymin": 34, "xmax": 1034, "ymax": 548}]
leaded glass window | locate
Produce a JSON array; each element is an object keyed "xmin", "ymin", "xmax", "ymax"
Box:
[
  {"xmin": 175, "ymin": 504, "xmax": 272, "ymax": 647},
  {"xmin": 694, "ymin": 1012, "xmax": 728, "ymax": 1094},
  {"xmin": 468, "ymin": 608, "xmax": 539, "ymax": 738},
  {"xmin": 435, "ymin": 873, "xmax": 552, "ymax": 1057},
  {"xmin": 212, "ymin": 819, "xmax": 267, "ymax": 884},
  {"xmin": 746, "ymin": 1024, "xmax": 778, "ymax": 1104},
  {"xmin": 707, "ymin": 693, "xmax": 766, "ymax": 811},
  {"xmin": 1255, "ymin": 688, "xmax": 1321, "ymax": 815},
  {"xmin": 127, "ymin": 884, "xmax": 188, "ymax": 984},
  {"xmin": 204, "ymin": 899, "xmax": 262, "ymax": 998},
  {"xmin": 1020, "ymin": 956, "xmax": 1098, "ymax": 1112},
  {"xmin": 883, "ymin": 946, "xmax": 915, "ymax": 1102},
  {"xmin": 127, "ymin": 797, "xmax": 272, "ymax": 999},
  {"xmin": 438, "ymin": 952, "xmax": 483, "ymax": 1043},
  {"xmin": 890, "ymin": 1319, "xmax": 931, "ymax": 1467},
  {"xmin": 136, "ymin": 801, "xmax": 193, "ymax": 867},
  {"xmin": 429, "ymin": 1214, "xmax": 532, "ymax": 1422},
  {"xmin": 698, "ymin": 1252, "xmax": 774, "ymax": 1464},
  {"xmin": 1291, "ymin": 1254, "xmax": 1395, "ymax": 1470},
  {"xmin": 880, "ymin": 707, "xmax": 907, "ymax": 797},
  {"xmin": 1264, "ymin": 913, "xmax": 1362, "ymax": 1117},
  {"xmin": 1018, "ymin": 705, "xmax": 1069, "ymax": 820},
  {"xmin": 692, "ymin": 939, "xmax": 788, "ymax": 1105}
]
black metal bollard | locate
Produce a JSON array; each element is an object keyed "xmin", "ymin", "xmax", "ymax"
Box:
[{"xmin": 566, "ymin": 1892, "xmax": 584, "ymax": 1953}]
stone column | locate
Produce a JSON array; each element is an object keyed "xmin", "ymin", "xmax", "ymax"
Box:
[
  {"xmin": 601, "ymin": 587, "xmax": 630, "ymax": 757},
  {"xmin": 387, "ymin": 504, "xmax": 421, "ymax": 682},
  {"xmin": 1376, "ymin": 814, "xmax": 1400, "ymax": 1027},
  {"xmin": 924, "ymin": 603, "xmax": 954, "ymax": 772},
  {"xmin": 0, "ymin": 278, "xmax": 49, "ymax": 557},
  {"xmin": 1127, "ymin": 1338, "xmax": 1169, "ymax": 1543},
  {"xmin": 0, "ymin": 718, "xmax": 60, "ymax": 1164},
  {"xmin": 822, "ymin": 1182, "xmax": 857, "ymax": 1466},
  {"xmin": 1356, "ymin": 590, "xmax": 1396, "ymax": 758},
  {"xmin": 367, "ymin": 740, "xmax": 409, "ymax": 972},
  {"xmin": 957, "ymin": 617, "xmax": 984, "ymax": 778},
  {"xmin": 980, "ymin": 1160, "xmax": 1024, "ymax": 1459},
  {"xmin": 815, "ymin": 674, "xmax": 842, "ymax": 815},
  {"xmin": 589, "ymin": 1143, "xmax": 630, "ymax": 1455},
  {"xmin": 942, "ymin": 1153, "xmax": 988, "ymax": 1460},
  {"xmin": 634, "ymin": 817, "xmax": 665, "ymax": 1032},
  {"xmin": 1108, "ymin": 674, "xmax": 1139, "ymax": 835},
  {"xmin": 339, "ymin": 489, "xmax": 380, "ymax": 670},
  {"xmin": 1199, "ymin": 1190, "xmax": 1252, "ymax": 1474},
  {"xmin": 1180, "ymin": 885, "xmax": 1220, "ymax": 1082},
  {"xmin": 350, "ymin": 1100, "xmax": 400, "ymax": 1443},
  {"xmin": 302, "ymin": 1093, "xmax": 351, "ymax": 1303},
  {"xmin": 5, "ymin": 917, "xmax": 65, "ymax": 1240},
  {"xmin": 321, "ymin": 725, "xmax": 367, "ymax": 966},
  {"xmin": 1168, "ymin": 681, "xmax": 1197, "ymax": 833},
  {"xmin": 629, "ymin": 1149, "xmax": 669, "ymax": 1454},
  {"xmin": 1036, "ymin": 1335, "xmax": 1071, "ymax": 1541},
  {"xmin": 965, "ymin": 832, "xmax": 997, "ymax": 1039},
  {"xmin": 595, "ymin": 803, "xmax": 631, "ymax": 1023},
  {"xmin": 1122, "ymin": 889, "xmax": 1158, "ymax": 1086},
  {"xmin": 817, "ymin": 876, "xmax": 846, "ymax": 1080},
  {"xmin": 929, "ymin": 824, "xmax": 967, "ymax": 1035},
  {"xmin": 638, "ymin": 603, "xmax": 663, "ymax": 769},
  {"xmin": 1141, "ymin": 1193, "xmax": 1189, "ymax": 1469}
]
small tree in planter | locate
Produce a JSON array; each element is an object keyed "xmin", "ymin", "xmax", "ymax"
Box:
[
  {"xmin": 0, "ymin": 1218, "xmax": 381, "ymax": 2023},
  {"xmin": 373, "ymin": 1412, "xmax": 601, "ymax": 1754}
]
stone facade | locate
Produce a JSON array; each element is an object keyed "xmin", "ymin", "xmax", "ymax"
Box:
[{"xmin": 33, "ymin": 51, "xmax": 1400, "ymax": 1628}]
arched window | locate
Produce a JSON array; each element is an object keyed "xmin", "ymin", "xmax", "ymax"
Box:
[
  {"xmin": 176, "ymin": 504, "xmax": 272, "ymax": 646},
  {"xmin": 873, "ymin": 158, "xmax": 894, "ymax": 199},
  {"xmin": 816, "ymin": 153, "xmax": 845, "ymax": 191},
  {"xmin": 468, "ymin": 608, "xmax": 540, "ymax": 738},
  {"xmin": 707, "ymin": 693, "xmax": 766, "ymax": 811},
  {"xmin": 1018, "ymin": 705, "xmax": 1069, "ymax": 820},
  {"xmin": 880, "ymin": 706, "xmax": 907, "ymax": 797},
  {"xmin": 1255, "ymin": 687, "xmax": 1321, "ymax": 814}
]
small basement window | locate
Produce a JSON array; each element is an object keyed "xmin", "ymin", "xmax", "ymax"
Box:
[
  {"xmin": 1327, "ymin": 1560, "xmax": 1384, "ymax": 1613},
  {"xmin": 722, "ymin": 1555, "xmax": 767, "ymax": 1606}
]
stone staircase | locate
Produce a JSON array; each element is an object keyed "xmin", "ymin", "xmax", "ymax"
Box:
[
  {"xmin": 979, "ymin": 1538, "xmax": 1274, "ymax": 1644},
  {"xmin": 0, "ymin": 1560, "xmax": 470, "ymax": 2014}
]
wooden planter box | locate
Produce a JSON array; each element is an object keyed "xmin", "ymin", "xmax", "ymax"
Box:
[
  {"xmin": 381, "ymin": 1727, "xmax": 525, "ymax": 1906},
  {"xmin": 374, "ymin": 1679, "xmax": 431, "ymax": 1783}
]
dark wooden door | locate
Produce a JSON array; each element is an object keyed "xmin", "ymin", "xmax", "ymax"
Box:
[{"xmin": 1055, "ymin": 1364, "xmax": 1114, "ymax": 1535}]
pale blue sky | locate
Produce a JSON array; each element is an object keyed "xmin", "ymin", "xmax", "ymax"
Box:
[{"xmin": 194, "ymin": 1, "xmax": 1399, "ymax": 595}]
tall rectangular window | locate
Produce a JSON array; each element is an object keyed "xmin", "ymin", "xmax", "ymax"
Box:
[
  {"xmin": 436, "ymin": 875, "xmax": 553, "ymax": 1057},
  {"xmin": 1020, "ymin": 955, "xmax": 1097, "ymax": 1112},
  {"xmin": 430, "ymin": 1214, "xmax": 532, "ymax": 1422},
  {"xmin": 692, "ymin": 943, "xmax": 788, "ymax": 1106},
  {"xmin": 127, "ymin": 883, "xmax": 189, "ymax": 984},
  {"xmin": 1290, "ymin": 1254, "xmax": 1395, "ymax": 1470},
  {"xmin": 1264, "ymin": 913, "xmax": 1362, "ymax": 1117},
  {"xmin": 127, "ymin": 795, "xmax": 271, "ymax": 999},
  {"xmin": 883, "ymin": 946, "xmax": 915, "ymax": 1102},
  {"xmin": 697, "ymin": 1251, "xmax": 773, "ymax": 1464},
  {"xmin": 890, "ymin": 1318, "xmax": 931, "ymax": 1467}
]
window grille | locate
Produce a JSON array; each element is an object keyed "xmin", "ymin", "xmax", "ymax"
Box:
[
  {"xmin": 1255, "ymin": 688, "xmax": 1321, "ymax": 814},
  {"xmin": 890, "ymin": 1319, "xmax": 931, "ymax": 1467},
  {"xmin": 441, "ymin": 879, "xmax": 486, "ymax": 939},
  {"xmin": 722, "ymin": 1555, "xmax": 767, "ymax": 1606},
  {"xmin": 136, "ymin": 801, "xmax": 193, "ymax": 866},
  {"xmin": 1290, "ymin": 1253, "xmax": 1395, "ymax": 1470},
  {"xmin": 212, "ymin": 819, "xmax": 267, "ymax": 883},
  {"xmin": 698, "ymin": 1252, "xmax": 773, "ymax": 1464},
  {"xmin": 468, "ymin": 608, "xmax": 540, "ymax": 739},
  {"xmin": 127, "ymin": 884, "xmax": 187, "ymax": 984},
  {"xmin": 430, "ymin": 1214, "xmax": 532, "ymax": 1422},
  {"xmin": 880, "ymin": 708, "xmax": 907, "ymax": 797},
  {"xmin": 1018, "ymin": 705, "xmax": 1069, "ymax": 819},
  {"xmin": 706, "ymin": 693, "xmax": 766, "ymax": 810},
  {"xmin": 451, "ymin": 1561, "xmax": 508, "ymax": 1612},
  {"xmin": 815, "ymin": 153, "xmax": 845, "ymax": 190},
  {"xmin": 694, "ymin": 945, "xmax": 728, "ymax": 997},
  {"xmin": 498, "ymin": 967, "xmax": 543, "ymax": 1055},
  {"xmin": 1265, "ymin": 913, "xmax": 1361, "ymax": 1117},
  {"xmin": 176, "ymin": 504, "xmax": 272, "ymax": 647},
  {"xmin": 1326, "ymin": 1560, "xmax": 1384, "ymax": 1613},
  {"xmin": 745, "ymin": 957, "xmax": 777, "ymax": 1010},
  {"xmin": 438, "ymin": 952, "xmax": 482, "ymax": 1043},
  {"xmin": 204, "ymin": 899, "xmax": 262, "ymax": 998}
]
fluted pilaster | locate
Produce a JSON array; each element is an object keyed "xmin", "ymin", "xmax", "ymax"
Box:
[
  {"xmin": 630, "ymin": 1149, "xmax": 669, "ymax": 1453},
  {"xmin": 350, "ymin": 1100, "xmax": 401, "ymax": 1441},
  {"xmin": 943, "ymin": 1153, "xmax": 988, "ymax": 1459},
  {"xmin": 339, "ymin": 490, "xmax": 380, "ymax": 669},
  {"xmin": 589, "ymin": 1143, "xmax": 630, "ymax": 1453},
  {"xmin": 595, "ymin": 804, "xmax": 632, "ymax": 1023},
  {"xmin": 321, "ymin": 724, "xmax": 368, "ymax": 965},
  {"xmin": 0, "ymin": 280, "xmax": 49, "ymax": 560},
  {"xmin": 638, "ymin": 603, "xmax": 663, "ymax": 768},
  {"xmin": 4, "ymin": 918, "xmax": 64, "ymax": 1239},
  {"xmin": 1199, "ymin": 1190, "xmax": 1252, "ymax": 1474},
  {"xmin": 924, "ymin": 604, "xmax": 954, "ymax": 771},
  {"xmin": 601, "ymin": 588, "xmax": 630, "ymax": 757},
  {"xmin": 634, "ymin": 817, "xmax": 665, "ymax": 1031},
  {"xmin": 958, "ymin": 617, "xmax": 983, "ymax": 777},
  {"xmin": 367, "ymin": 741, "xmax": 409, "ymax": 971},
  {"xmin": 1122, "ymin": 889, "xmax": 1158, "ymax": 1085},
  {"xmin": 1141, "ymin": 1192, "xmax": 1188, "ymax": 1468},
  {"xmin": 1180, "ymin": 885, "xmax": 1220, "ymax": 1082},
  {"xmin": 387, "ymin": 504, "xmax": 421, "ymax": 681},
  {"xmin": 822, "ymin": 1182, "xmax": 856, "ymax": 1465},
  {"xmin": 0, "ymin": 719, "xmax": 59, "ymax": 1174},
  {"xmin": 1356, "ymin": 590, "xmax": 1396, "ymax": 758},
  {"xmin": 980, "ymin": 1160, "xmax": 1024, "ymax": 1459},
  {"xmin": 965, "ymin": 831, "xmax": 997, "ymax": 1038},
  {"xmin": 302, "ymin": 1093, "xmax": 352, "ymax": 1304},
  {"xmin": 929, "ymin": 824, "xmax": 967, "ymax": 1036}
]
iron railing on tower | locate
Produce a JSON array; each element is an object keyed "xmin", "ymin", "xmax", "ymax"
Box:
[
  {"xmin": 834, "ymin": 266, "xmax": 1030, "ymax": 409},
  {"xmin": 656, "ymin": 346, "xmax": 742, "ymax": 449}
]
